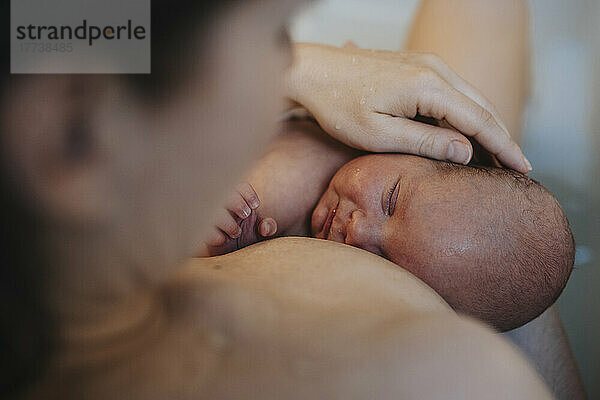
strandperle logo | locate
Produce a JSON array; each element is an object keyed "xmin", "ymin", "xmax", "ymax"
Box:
[
  {"xmin": 15, "ymin": 19, "xmax": 147, "ymax": 46},
  {"xmin": 11, "ymin": 0, "xmax": 150, "ymax": 74}
]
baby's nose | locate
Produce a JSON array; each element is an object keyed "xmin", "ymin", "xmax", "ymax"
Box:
[{"xmin": 345, "ymin": 209, "xmax": 381, "ymax": 255}]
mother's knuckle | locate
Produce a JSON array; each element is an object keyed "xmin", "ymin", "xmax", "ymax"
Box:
[
  {"xmin": 479, "ymin": 107, "xmax": 495, "ymax": 129},
  {"xmin": 416, "ymin": 133, "xmax": 435, "ymax": 155}
]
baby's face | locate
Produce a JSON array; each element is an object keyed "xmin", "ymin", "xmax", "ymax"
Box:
[{"xmin": 311, "ymin": 154, "xmax": 485, "ymax": 271}]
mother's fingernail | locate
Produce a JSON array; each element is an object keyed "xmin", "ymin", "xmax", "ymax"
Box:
[
  {"xmin": 523, "ymin": 156, "xmax": 532, "ymax": 172},
  {"xmin": 447, "ymin": 141, "xmax": 472, "ymax": 165}
]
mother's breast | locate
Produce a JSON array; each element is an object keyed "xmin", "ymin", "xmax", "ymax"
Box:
[{"xmin": 180, "ymin": 237, "xmax": 450, "ymax": 315}]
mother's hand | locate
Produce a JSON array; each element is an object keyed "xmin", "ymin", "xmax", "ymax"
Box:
[{"xmin": 286, "ymin": 43, "xmax": 531, "ymax": 173}]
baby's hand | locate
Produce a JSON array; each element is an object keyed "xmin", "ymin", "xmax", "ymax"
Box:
[{"xmin": 202, "ymin": 183, "xmax": 277, "ymax": 256}]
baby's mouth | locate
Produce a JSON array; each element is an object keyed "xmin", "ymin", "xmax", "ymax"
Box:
[
  {"xmin": 327, "ymin": 211, "xmax": 350, "ymax": 243},
  {"xmin": 316, "ymin": 197, "xmax": 340, "ymax": 239},
  {"xmin": 319, "ymin": 208, "xmax": 337, "ymax": 239},
  {"xmin": 322, "ymin": 207, "xmax": 336, "ymax": 239}
]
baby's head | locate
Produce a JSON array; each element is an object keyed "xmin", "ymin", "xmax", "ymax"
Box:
[{"xmin": 312, "ymin": 154, "xmax": 574, "ymax": 331}]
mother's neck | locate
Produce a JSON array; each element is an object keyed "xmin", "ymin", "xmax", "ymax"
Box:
[{"xmin": 43, "ymin": 226, "xmax": 169, "ymax": 366}]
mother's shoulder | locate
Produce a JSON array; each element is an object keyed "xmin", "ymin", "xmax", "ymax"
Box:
[{"xmin": 178, "ymin": 237, "xmax": 450, "ymax": 315}]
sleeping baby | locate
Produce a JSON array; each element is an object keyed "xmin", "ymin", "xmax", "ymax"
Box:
[{"xmin": 199, "ymin": 120, "xmax": 574, "ymax": 331}]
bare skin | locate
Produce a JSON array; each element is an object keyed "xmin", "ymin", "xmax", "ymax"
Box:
[
  {"xmin": 406, "ymin": 2, "xmax": 585, "ymax": 397},
  {"xmin": 201, "ymin": 119, "xmax": 507, "ymax": 256},
  {"xmin": 2, "ymin": 0, "xmax": 555, "ymax": 398},
  {"xmin": 202, "ymin": 120, "xmax": 570, "ymax": 333},
  {"xmin": 186, "ymin": 238, "xmax": 551, "ymax": 399},
  {"xmin": 505, "ymin": 307, "xmax": 587, "ymax": 400},
  {"xmin": 198, "ymin": 1, "xmax": 585, "ymax": 393},
  {"xmin": 28, "ymin": 247, "xmax": 563, "ymax": 397},
  {"xmin": 286, "ymin": 43, "xmax": 530, "ymax": 172},
  {"xmin": 31, "ymin": 238, "xmax": 554, "ymax": 399},
  {"xmin": 406, "ymin": 0, "xmax": 530, "ymax": 141}
]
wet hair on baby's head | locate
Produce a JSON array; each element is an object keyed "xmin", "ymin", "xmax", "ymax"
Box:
[{"xmin": 419, "ymin": 162, "xmax": 574, "ymax": 331}]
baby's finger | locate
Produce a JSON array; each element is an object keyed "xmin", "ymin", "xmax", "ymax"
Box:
[
  {"xmin": 237, "ymin": 183, "xmax": 260, "ymax": 210},
  {"xmin": 227, "ymin": 194, "xmax": 252, "ymax": 219},
  {"xmin": 258, "ymin": 217, "xmax": 278, "ymax": 237},
  {"xmin": 215, "ymin": 209, "xmax": 242, "ymax": 239},
  {"xmin": 205, "ymin": 228, "xmax": 227, "ymax": 247}
]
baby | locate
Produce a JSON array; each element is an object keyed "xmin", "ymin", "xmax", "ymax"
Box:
[
  {"xmin": 200, "ymin": 123, "xmax": 574, "ymax": 331},
  {"xmin": 310, "ymin": 154, "xmax": 574, "ymax": 331}
]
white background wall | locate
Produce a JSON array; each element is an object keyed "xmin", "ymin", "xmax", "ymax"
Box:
[{"xmin": 291, "ymin": 1, "xmax": 600, "ymax": 397}]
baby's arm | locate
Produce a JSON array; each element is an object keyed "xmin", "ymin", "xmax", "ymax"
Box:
[
  {"xmin": 247, "ymin": 119, "xmax": 360, "ymax": 235},
  {"xmin": 200, "ymin": 118, "xmax": 359, "ymax": 256}
]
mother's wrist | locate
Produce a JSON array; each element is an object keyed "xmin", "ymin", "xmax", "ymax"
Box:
[{"xmin": 284, "ymin": 42, "xmax": 328, "ymax": 109}]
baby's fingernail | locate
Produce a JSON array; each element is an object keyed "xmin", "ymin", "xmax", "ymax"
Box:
[
  {"xmin": 261, "ymin": 221, "xmax": 275, "ymax": 236},
  {"xmin": 523, "ymin": 156, "xmax": 532, "ymax": 172},
  {"xmin": 447, "ymin": 141, "xmax": 471, "ymax": 165}
]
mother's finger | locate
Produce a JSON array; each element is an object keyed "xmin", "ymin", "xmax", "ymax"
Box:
[
  {"xmin": 417, "ymin": 84, "xmax": 530, "ymax": 173},
  {"xmin": 370, "ymin": 114, "xmax": 473, "ymax": 164},
  {"xmin": 420, "ymin": 53, "xmax": 510, "ymax": 137}
]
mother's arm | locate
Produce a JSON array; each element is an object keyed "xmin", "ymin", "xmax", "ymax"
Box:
[
  {"xmin": 406, "ymin": 0, "xmax": 530, "ymax": 143},
  {"xmin": 505, "ymin": 306, "xmax": 587, "ymax": 400}
]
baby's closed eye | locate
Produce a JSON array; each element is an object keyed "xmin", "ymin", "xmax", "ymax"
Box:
[{"xmin": 383, "ymin": 176, "xmax": 401, "ymax": 216}]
